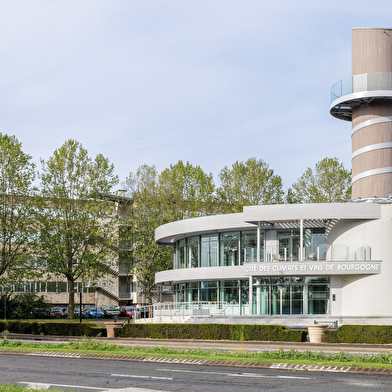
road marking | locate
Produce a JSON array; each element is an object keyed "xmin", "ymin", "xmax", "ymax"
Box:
[
  {"xmin": 20, "ymin": 382, "xmax": 98, "ymax": 390},
  {"xmin": 20, "ymin": 382, "xmax": 168, "ymax": 392},
  {"xmin": 156, "ymin": 368, "xmax": 312, "ymax": 380},
  {"xmin": 111, "ymin": 373, "xmax": 173, "ymax": 380}
]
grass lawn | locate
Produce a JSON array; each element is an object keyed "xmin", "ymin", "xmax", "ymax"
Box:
[{"xmin": 0, "ymin": 336, "xmax": 391, "ymax": 370}]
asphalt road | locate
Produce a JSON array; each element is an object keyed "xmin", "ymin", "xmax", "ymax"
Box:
[{"xmin": 1, "ymin": 353, "xmax": 392, "ymax": 392}]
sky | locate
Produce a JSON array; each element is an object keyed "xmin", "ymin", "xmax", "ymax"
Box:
[{"xmin": 1, "ymin": 1, "xmax": 392, "ymax": 192}]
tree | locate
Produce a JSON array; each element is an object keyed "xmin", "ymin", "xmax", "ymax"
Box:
[
  {"xmin": 0, "ymin": 134, "xmax": 36, "ymax": 280},
  {"xmin": 125, "ymin": 164, "xmax": 172, "ymax": 304},
  {"xmin": 159, "ymin": 160, "xmax": 217, "ymax": 219},
  {"xmin": 217, "ymin": 157, "xmax": 284, "ymax": 213},
  {"xmin": 36, "ymin": 140, "xmax": 119, "ymax": 318},
  {"xmin": 125, "ymin": 161, "xmax": 217, "ymax": 303},
  {"xmin": 289, "ymin": 157, "xmax": 351, "ymax": 203}
]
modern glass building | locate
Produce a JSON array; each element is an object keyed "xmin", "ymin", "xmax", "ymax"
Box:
[{"xmin": 154, "ymin": 28, "xmax": 392, "ymax": 326}]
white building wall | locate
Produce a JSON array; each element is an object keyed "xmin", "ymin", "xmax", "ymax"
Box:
[{"xmin": 328, "ymin": 203, "xmax": 392, "ymax": 317}]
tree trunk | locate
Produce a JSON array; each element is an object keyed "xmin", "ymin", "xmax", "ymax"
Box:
[{"xmin": 68, "ymin": 278, "xmax": 75, "ymax": 319}]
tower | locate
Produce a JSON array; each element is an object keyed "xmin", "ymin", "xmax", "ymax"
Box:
[{"xmin": 330, "ymin": 28, "xmax": 392, "ymax": 200}]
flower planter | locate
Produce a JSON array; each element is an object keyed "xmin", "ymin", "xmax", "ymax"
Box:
[
  {"xmin": 306, "ymin": 324, "xmax": 329, "ymax": 343},
  {"xmin": 105, "ymin": 322, "xmax": 120, "ymax": 338}
]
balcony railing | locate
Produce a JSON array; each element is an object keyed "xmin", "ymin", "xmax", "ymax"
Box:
[
  {"xmin": 331, "ymin": 72, "xmax": 392, "ymax": 103},
  {"xmin": 152, "ymin": 301, "xmax": 242, "ymax": 318},
  {"xmin": 266, "ymin": 244, "xmax": 371, "ymax": 262}
]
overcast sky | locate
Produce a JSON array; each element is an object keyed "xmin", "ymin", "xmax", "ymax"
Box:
[{"xmin": 1, "ymin": 1, "xmax": 392, "ymax": 191}]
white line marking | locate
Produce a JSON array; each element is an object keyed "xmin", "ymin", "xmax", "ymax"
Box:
[
  {"xmin": 20, "ymin": 382, "xmax": 168, "ymax": 392},
  {"xmin": 156, "ymin": 368, "xmax": 311, "ymax": 380},
  {"xmin": 111, "ymin": 373, "xmax": 173, "ymax": 380}
]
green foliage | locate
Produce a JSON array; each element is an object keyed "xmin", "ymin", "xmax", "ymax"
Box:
[
  {"xmin": 0, "ymin": 320, "xmax": 105, "ymax": 337},
  {"xmin": 324, "ymin": 325, "xmax": 392, "ymax": 344},
  {"xmin": 0, "ymin": 133, "xmax": 37, "ymax": 280},
  {"xmin": 125, "ymin": 161, "xmax": 218, "ymax": 303},
  {"xmin": 116, "ymin": 323, "xmax": 306, "ymax": 342},
  {"xmin": 289, "ymin": 157, "xmax": 351, "ymax": 203},
  {"xmin": 36, "ymin": 139, "xmax": 119, "ymax": 317},
  {"xmin": 159, "ymin": 160, "xmax": 217, "ymax": 219},
  {"xmin": 0, "ymin": 292, "xmax": 50, "ymax": 320},
  {"xmin": 217, "ymin": 157, "xmax": 284, "ymax": 213}
]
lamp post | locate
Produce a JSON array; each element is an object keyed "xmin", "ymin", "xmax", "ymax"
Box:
[{"xmin": 80, "ymin": 285, "xmax": 83, "ymax": 323}]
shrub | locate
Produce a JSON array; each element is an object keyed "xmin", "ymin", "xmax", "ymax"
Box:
[
  {"xmin": 116, "ymin": 323, "xmax": 306, "ymax": 342},
  {"xmin": 0, "ymin": 321, "xmax": 106, "ymax": 337},
  {"xmin": 0, "ymin": 293, "xmax": 51, "ymax": 320},
  {"xmin": 324, "ymin": 325, "xmax": 392, "ymax": 344}
]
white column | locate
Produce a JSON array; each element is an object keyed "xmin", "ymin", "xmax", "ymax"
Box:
[
  {"xmin": 300, "ymin": 219, "xmax": 304, "ymax": 261},
  {"xmin": 257, "ymin": 222, "xmax": 260, "ymax": 263},
  {"xmin": 249, "ymin": 275, "xmax": 253, "ymax": 315}
]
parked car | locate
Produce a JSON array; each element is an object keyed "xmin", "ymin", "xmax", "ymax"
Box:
[
  {"xmin": 119, "ymin": 306, "xmax": 137, "ymax": 319},
  {"xmin": 84, "ymin": 307, "xmax": 105, "ymax": 319},
  {"xmin": 101, "ymin": 306, "xmax": 120, "ymax": 318},
  {"xmin": 74, "ymin": 307, "xmax": 85, "ymax": 318},
  {"xmin": 50, "ymin": 308, "xmax": 67, "ymax": 318}
]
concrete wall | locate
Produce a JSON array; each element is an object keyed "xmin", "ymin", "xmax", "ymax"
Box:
[{"xmin": 328, "ymin": 203, "xmax": 392, "ymax": 316}]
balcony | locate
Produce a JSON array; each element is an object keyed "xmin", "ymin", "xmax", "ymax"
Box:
[{"xmin": 330, "ymin": 73, "xmax": 392, "ymax": 121}]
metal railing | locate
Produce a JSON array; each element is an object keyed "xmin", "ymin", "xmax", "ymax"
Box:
[{"xmin": 153, "ymin": 301, "xmax": 240, "ymax": 318}]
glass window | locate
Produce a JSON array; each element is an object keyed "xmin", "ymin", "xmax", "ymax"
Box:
[
  {"xmin": 220, "ymin": 232, "xmax": 239, "ymax": 266},
  {"xmin": 176, "ymin": 284, "xmax": 185, "ymax": 303},
  {"xmin": 252, "ymin": 278, "xmax": 269, "ymax": 315},
  {"xmin": 200, "ymin": 235, "xmax": 218, "ymax": 267},
  {"xmin": 47, "ymin": 282, "xmax": 57, "ymax": 293},
  {"xmin": 219, "ymin": 280, "xmax": 239, "ymax": 304},
  {"xmin": 186, "ymin": 282, "xmax": 198, "ymax": 302},
  {"xmin": 241, "ymin": 230, "xmax": 264, "ymax": 263},
  {"xmin": 200, "ymin": 281, "xmax": 217, "ymax": 302},
  {"xmin": 187, "ymin": 237, "xmax": 199, "ymax": 268},
  {"xmin": 306, "ymin": 276, "xmax": 330, "ymax": 315},
  {"xmin": 178, "ymin": 239, "xmax": 186, "ymax": 269},
  {"xmin": 278, "ymin": 229, "xmax": 300, "ymax": 261}
]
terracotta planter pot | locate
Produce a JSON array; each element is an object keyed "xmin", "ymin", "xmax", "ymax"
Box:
[
  {"xmin": 306, "ymin": 324, "xmax": 329, "ymax": 343},
  {"xmin": 105, "ymin": 322, "xmax": 121, "ymax": 338}
]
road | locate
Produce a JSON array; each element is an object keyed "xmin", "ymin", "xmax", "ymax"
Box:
[{"xmin": 0, "ymin": 353, "xmax": 391, "ymax": 392}]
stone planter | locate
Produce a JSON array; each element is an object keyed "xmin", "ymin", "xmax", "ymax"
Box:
[
  {"xmin": 105, "ymin": 322, "xmax": 120, "ymax": 338},
  {"xmin": 306, "ymin": 324, "xmax": 329, "ymax": 343}
]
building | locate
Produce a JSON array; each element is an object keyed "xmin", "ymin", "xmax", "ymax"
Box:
[
  {"xmin": 154, "ymin": 28, "xmax": 392, "ymax": 327},
  {"xmin": 0, "ymin": 190, "xmax": 146, "ymax": 310}
]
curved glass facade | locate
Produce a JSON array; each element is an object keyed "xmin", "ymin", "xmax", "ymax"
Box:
[
  {"xmin": 174, "ymin": 229, "xmax": 265, "ymax": 268},
  {"xmin": 174, "ymin": 276, "xmax": 330, "ymax": 316},
  {"xmin": 171, "ymin": 227, "xmax": 329, "ymax": 315},
  {"xmin": 173, "ymin": 228, "xmax": 326, "ymax": 268}
]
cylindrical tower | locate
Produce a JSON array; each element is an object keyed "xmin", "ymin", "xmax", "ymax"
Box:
[{"xmin": 330, "ymin": 28, "xmax": 392, "ymax": 200}]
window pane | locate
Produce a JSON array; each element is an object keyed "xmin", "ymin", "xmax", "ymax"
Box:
[
  {"xmin": 201, "ymin": 235, "xmax": 218, "ymax": 267},
  {"xmin": 187, "ymin": 237, "xmax": 199, "ymax": 268},
  {"xmin": 220, "ymin": 232, "xmax": 239, "ymax": 266}
]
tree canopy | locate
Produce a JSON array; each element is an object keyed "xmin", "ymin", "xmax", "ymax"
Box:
[
  {"xmin": 125, "ymin": 164, "xmax": 172, "ymax": 303},
  {"xmin": 217, "ymin": 157, "xmax": 284, "ymax": 212},
  {"xmin": 288, "ymin": 157, "xmax": 352, "ymax": 203},
  {"xmin": 36, "ymin": 139, "xmax": 119, "ymax": 317},
  {"xmin": 0, "ymin": 134, "xmax": 36, "ymax": 280}
]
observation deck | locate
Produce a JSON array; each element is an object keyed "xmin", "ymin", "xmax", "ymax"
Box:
[{"xmin": 330, "ymin": 72, "xmax": 392, "ymax": 121}]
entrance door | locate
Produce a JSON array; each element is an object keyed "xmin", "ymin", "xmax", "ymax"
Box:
[{"xmin": 271, "ymin": 285, "xmax": 290, "ymax": 315}]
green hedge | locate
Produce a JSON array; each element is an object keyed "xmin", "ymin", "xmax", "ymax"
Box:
[
  {"xmin": 0, "ymin": 321, "xmax": 106, "ymax": 337},
  {"xmin": 324, "ymin": 325, "xmax": 392, "ymax": 344},
  {"xmin": 115, "ymin": 323, "xmax": 307, "ymax": 342}
]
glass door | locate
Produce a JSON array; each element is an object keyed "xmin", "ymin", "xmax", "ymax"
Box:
[{"xmin": 271, "ymin": 285, "xmax": 290, "ymax": 315}]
